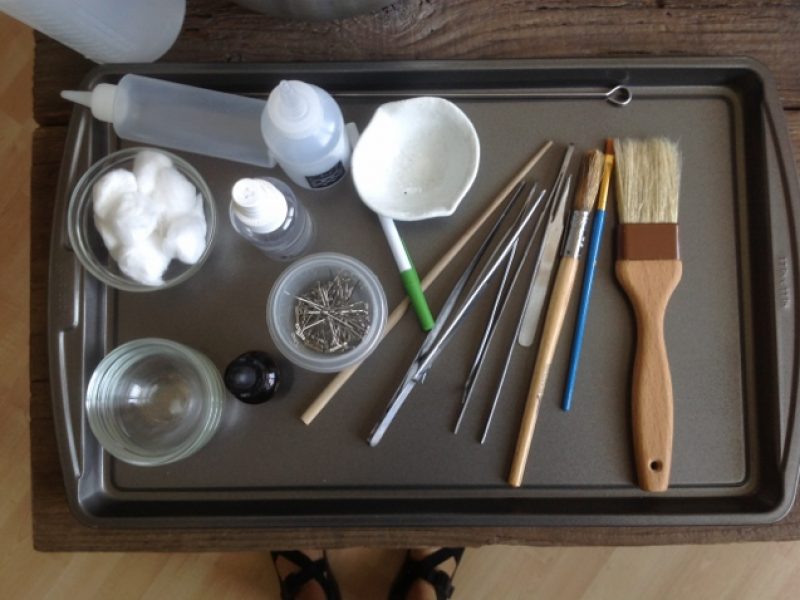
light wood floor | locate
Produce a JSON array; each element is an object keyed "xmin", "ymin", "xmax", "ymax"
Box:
[{"xmin": 2, "ymin": 13, "xmax": 800, "ymax": 600}]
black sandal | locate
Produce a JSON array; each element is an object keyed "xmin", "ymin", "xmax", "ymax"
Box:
[
  {"xmin": 388, "ymin": 547, "xmax": 465, "ymax": 600},
  {"xmin": 270, "ymin": 550, "xmax": 342, "ymax": 600}
]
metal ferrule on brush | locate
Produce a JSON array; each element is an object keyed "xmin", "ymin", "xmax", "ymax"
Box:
[{"xmin": 561, "ymin": 211, "xmax": 591, "ymax": 259}]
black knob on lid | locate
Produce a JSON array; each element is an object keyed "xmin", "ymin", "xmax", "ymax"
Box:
[{"xmin": 224, "ymin": 351, "xmax": 281, "ymax": 404}]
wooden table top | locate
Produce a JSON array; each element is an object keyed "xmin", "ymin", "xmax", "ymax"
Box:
[{"xmin": 31, "ymin": 0, "xmax": 800, "ymax": 551}]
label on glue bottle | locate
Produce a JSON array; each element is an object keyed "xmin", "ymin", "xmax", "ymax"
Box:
[{"xmin": 306, "ymin": 161, "xmax": 346, "ymax": 189}]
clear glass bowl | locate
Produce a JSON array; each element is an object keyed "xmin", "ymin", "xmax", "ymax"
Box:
[
  {"xmin": 67, "ymin": 147, "xmax": 217, "ymax": 292},
  {"xmin": 267, "ymin": 252, "xmax": 388, "ymax": 373},
  {"xmin": 86, "ymin": 338, "xmax": 226, "ymax": 466}
]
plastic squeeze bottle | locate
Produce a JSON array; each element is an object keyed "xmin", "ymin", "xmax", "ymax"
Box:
[
  {"xmin": 61, "ymin": 74, "xmax": 275, "ymax": 168},
  {"xmin": 229, "ymin": 177, "xmax": 314, "ymax": 260},
  {"xmin": 0, "ymin": 0, "xmax": 184, "ymax": 63},
  {"xmin": 261, "ymin": 81, "xmax": 351, "ymax": 190}
]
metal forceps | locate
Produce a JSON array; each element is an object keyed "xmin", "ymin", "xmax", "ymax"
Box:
[{"xmin": 367, "ymin": 184, "xmax": 547, "ymax": 446}]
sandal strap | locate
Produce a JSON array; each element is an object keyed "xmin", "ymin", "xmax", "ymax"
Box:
[
  {"xmin": 389, "ymin": 547, "xmax": 465, "ymax": 600},
  {"xmin": 271, "ymin": 551, "xmax": 341, "ymax": 600}
]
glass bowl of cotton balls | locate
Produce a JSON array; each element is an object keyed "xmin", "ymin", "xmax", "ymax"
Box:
[{"xmin": 67, "ymin": 147, "xmax": 216, "ymax": 291}]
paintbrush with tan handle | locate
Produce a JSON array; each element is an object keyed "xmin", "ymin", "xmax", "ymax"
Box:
[
  {"xmin": 613, "ymin": 137, "xmax": 682, "ymax": 493},
  {"xmin": 508, "ymin": 149, "xmax": 604, "ymax": 487}
]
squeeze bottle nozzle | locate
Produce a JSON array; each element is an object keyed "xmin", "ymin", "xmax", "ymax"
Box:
[
  {"xmin": 274, "ymin": 82, "xmax": 308, "ymax": 120},
  {"xmin": 267, "ymin": 80, "xmax": 324, "ymax": 138},
  {"xmin": 61, "ymin": 85, "xmax": 118, "ymax": 123}
]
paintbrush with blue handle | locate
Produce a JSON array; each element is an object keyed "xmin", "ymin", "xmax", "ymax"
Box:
[{"xmin": 562, "ymin": 139, "xmax": 615, "ymax": 411}]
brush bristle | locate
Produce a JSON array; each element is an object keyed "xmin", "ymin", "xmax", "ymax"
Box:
[
  {"xmin": 573, "ymin": 149, "xmax": 604, "ymax": 211},
  {"xmin": 613, "ymin": 138, "xmax": 681, "ymax": 224}
]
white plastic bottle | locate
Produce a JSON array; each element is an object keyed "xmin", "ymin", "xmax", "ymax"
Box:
[
  {"xmin": 0, "ymin": 0, "xmax": 185, "ymax": 63},
  {"xmin": 62, "ymin": 75, "xmax": 274, "ymax": 168},
  {"xmin": 261, "ymin": 81, "xmax": 351, "ymax": 190},
  {"xmin": 229, "ymin": 178, "xmax": 314, "ymax": 261}
]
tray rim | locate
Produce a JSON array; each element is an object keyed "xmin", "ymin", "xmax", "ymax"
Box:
[{"xmin": 48, "ymin": 56, "xmax": 800, "ymax": 528}]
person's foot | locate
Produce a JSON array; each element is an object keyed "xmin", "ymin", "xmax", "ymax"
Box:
[
  {"xmin": 271, "ymin": 550, "xmax": 340, "ymax": 600},
  {"xmin": 388, "ymin": 547, "xmax": 464, "ymax": 600}
]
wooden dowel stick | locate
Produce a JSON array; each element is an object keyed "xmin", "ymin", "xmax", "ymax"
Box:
[{"xmin": 301, "ymin": 140, "xmax": 554, "ymax": 425}]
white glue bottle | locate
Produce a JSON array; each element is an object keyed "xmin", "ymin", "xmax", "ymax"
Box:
[
  {"xmin": 61, "ymin": 74, "xmax": 274, "ymax": 168},
  {"xmin": 261, "ymin": 81, "xmax": 351, "ymax": 190},
  {"xmin": 229, "ymin": 177, "xmax": 314, "ymax": 261}
]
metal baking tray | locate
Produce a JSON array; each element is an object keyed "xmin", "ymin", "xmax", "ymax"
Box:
[{"xmin": 49, "ymin": 58, "xmax": 800, "ymax": 527}]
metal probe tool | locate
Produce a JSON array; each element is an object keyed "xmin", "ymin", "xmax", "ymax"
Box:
[
  {"xmin": 367, "ymin": 185, "xmax": 547, "ymax": 446},
  {"xmin": 479, "ymin": 178, "xmax": 573, "ymax": 443},
  {"xmin": 517, "ymin": 144, "xmax": 575, "ymax": 346}
]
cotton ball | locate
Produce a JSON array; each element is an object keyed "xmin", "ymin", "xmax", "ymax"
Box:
[
  {"xmin": 109, "ymin": 191, "xmax": 160, "ymax": 246},
  {"xmin": 162, "ymin": 213, "xmax": 208, "ymax": 265},
  {"xmin": 192, "ymin": 193, "xmax": 205, "ymax": 218},
  {"xmin": 92, "ymin": 168, "xmax": 137, "ymax": 221},
  {"xmin": 151, "ymin": 167, "xmax": 198, "ymax": 218},
  {"xmin": 116, "ymin": 237, "xmax": 171, "ymax": 286},
  {"xmin": 93, "ymin": 215, "xmax": 123, "ymax": 260},
  {"xmin": 133, "ymin": 150, "xmax": 173, "ymax": 196}
]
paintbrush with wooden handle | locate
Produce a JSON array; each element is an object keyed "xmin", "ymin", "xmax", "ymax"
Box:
[
  {"xmin": 508, "ymin": 149, "xmax": 604, "ymax": 487},
  {"xmin": 614, "ymin": 137, "xmax": 682, "ymax": 492}
]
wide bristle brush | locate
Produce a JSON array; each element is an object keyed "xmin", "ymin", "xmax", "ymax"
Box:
[{"xmin": 613, "ymin": 137, "xmax": 682, "ymax": 493}]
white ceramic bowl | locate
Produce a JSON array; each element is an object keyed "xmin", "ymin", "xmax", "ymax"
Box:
[{"xmin": 351, "ymin": 97, "xmax": 480, "ymax": 221}]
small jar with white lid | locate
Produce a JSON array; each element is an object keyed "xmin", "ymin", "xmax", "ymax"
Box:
[{"xmin": 229, "ymin": 177, "xmax": 314, "ymax": 260}]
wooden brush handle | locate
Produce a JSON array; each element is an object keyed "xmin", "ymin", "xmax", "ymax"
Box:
[
  {"xmin": 615, "ymin": 259, "xmax": 682, "ymax": 492},
  {"xmin": 508, "ymin": 258, "xmax": 579, "ymax": 487}
]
